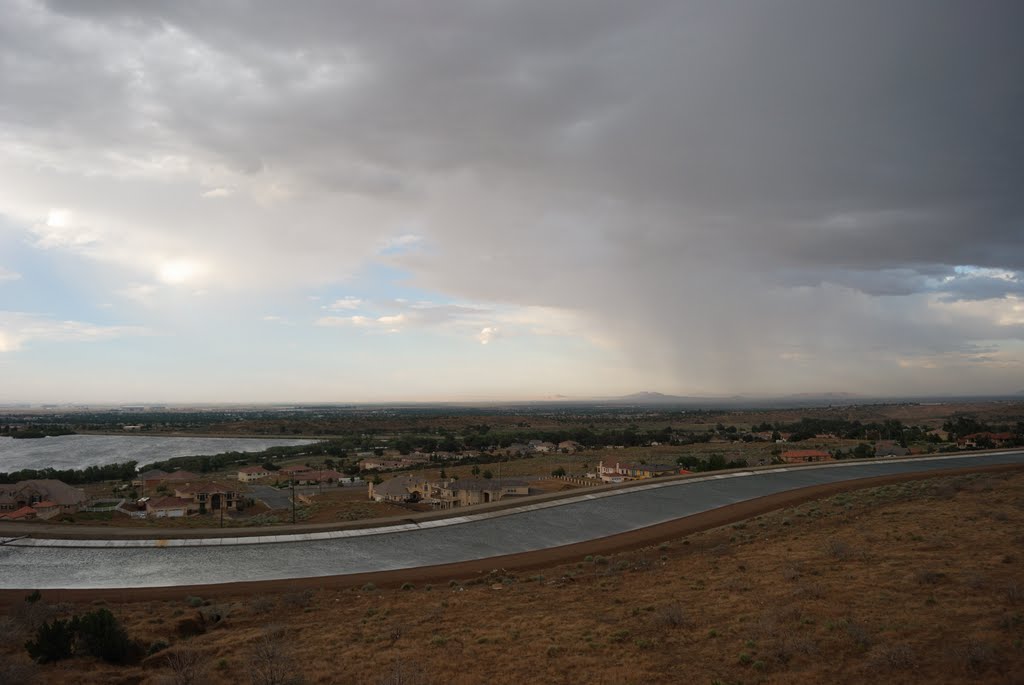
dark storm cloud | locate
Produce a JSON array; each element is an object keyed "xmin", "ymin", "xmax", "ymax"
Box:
[{"xmin": 6, "ymin": 0, "xmax": 1024, "ymax": 393}]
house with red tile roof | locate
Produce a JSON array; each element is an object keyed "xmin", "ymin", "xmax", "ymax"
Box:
[
  {"xmin": 0, "ymin": 505, "xmax": 37, "ymax": 520},
  {"xmin": 31, "ymin": 500, "xmax": 60, "ymax": 520},
  {"xmin": 780, "ymin": 449, "xmax": 833, "ymax": 464},
  {"xmin": 237, "ymin": 465, "xmax": 271, "ymax": 483},
  {"xmin": 145, "ymin": 496, "xmax": 192, "ymax": 518}
]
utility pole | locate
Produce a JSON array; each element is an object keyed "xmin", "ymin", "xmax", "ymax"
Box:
[
  {"xmin": 291, "ymin": 478, "xmax": 297, "ymax": 524},
  {"xmin": 219, "ymin": 494, "xmax": 224, "ymax": 528}
]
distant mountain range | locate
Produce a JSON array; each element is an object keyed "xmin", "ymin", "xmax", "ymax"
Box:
[{"xmin": 609, "ymin": 391, "xmax": 864, "ymax": 407}]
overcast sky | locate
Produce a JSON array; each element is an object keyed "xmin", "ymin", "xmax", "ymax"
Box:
[{"xmin": 1, "ymin": 0, "xmax": 1023, "ymax": 403}]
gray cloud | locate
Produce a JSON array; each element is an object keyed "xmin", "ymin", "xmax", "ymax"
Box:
[{"xmin": 4, "ymin": 0, "xmax": 1024, "ymax": 394}]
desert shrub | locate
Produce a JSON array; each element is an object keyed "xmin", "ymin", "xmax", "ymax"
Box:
[
  {"xmin": 185, "ymin": 596, "xmax": 204, "ymax": 608},
  {"xmin": 964, "ymin": 573, "xmax": 987, "ymax": 590},
  {"xmin": 10, "ymin": 595, "xmax": 55, "ymax": 631},
  {"xmin": 25, "ymin": 608, "xmax": 136, "ymax": 664},
  {"xmin": 1006, "ymin": 581, "xmax": 1022, "ymax": 604},
  {"xmin": 401, "ymin": 583, "xmax": 414, "ymax": 591},
  {"xmin": 283, "ymin": 590, "xmax": 313, "ymax": 609},
  {"xmin": 0, "ymin": 658, "xmax": 39, "ymax": 683},
  {"xmin": 72, "ymin": 608, "xmax": 135, "ymax": 663},
  {"xmin": 362, "ymin": 583, "xmax": 377, "ymax": 592},
  {"xmin": 25, "ymin": 618, "xmax": 74, "ymax": 663},
  {"xmin": 378, "ymin": 659, "xmax": 426, "ymax": 685},
  {"xmin": 781, "ymin": 563, "xmax": 801, "ymax": 581},
  {"xmin": 768, "ymin": 636, "xmax": 818, "ymax": 664},
  {"xmin": 251, "ymin": 596, "xmax": 276, "ymax": 615},
  {"xmin": 867, "ymin": 643, "xmax": 915, "ymax": 671},
  {"xmin": 825, "ymin": 539, "xmax": 852, "ymax": 559},
  {"xmin": 198, "ymin": 605, "xmax": 226, "ymax": 625},
  {"xmin": 176, "ymin": 617, "xmax": 206, "ymax": 638},
  {"xmin": 792, "ymin": 582, "xmax": 825, "ymax": 600},
  {"xmin": 0, "ymin": 615, "xmax": 23, "ymax": 643},
  {"xmin": 248, "ymin": 626, "xmax": 304, "ymax": 685},
  {"xmin": 164, "ymin": 647, "xmax": 208, "ymax": 685},
  {"xmin": 653, "ymin": 602, "xmax": 692, "ymax": 629},
  {"xmin": 956, "ymin": 640, "xmax": 999, "ymax": 674},
  {"xmin": 609, "ymin": 629, "xmax": 630, "ymax": 643},
  {"xmin": 148, "ymin": 639, "xmax": 170, "ymax": 655},
  {"xmin": 915, "ymin": 569, "xmax": 944, "ymax": 585},
  {"xmin": 844, "ymin": 620, "xmax": 872, "ymax": 650},
  {"xmin": 998, "ymin": 612, "xmax": 1023, "ymax": 631}
]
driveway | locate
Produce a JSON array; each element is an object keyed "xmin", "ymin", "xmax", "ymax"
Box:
[{"xmin": 249, "ymin": 485, "xmax": 293, "ymax": 510}]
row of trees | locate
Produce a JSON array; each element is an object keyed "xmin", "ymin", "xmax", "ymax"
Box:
[{"xmin": 0, "ymin": 461, "xmax": 139, "ymax": 485}]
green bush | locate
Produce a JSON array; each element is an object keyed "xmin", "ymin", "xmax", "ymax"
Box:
[
  {"xmin": 72, "ymin": 608, "xmax": 134, "ymax": 663},
  {"xmin": 25, "ymin": 618, "xmax": 74, "ymax": 663}
]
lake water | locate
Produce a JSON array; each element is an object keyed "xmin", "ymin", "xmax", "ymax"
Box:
[{"xmin": 0, "ymin": 435, "xmax": 316, "ymax": 473}]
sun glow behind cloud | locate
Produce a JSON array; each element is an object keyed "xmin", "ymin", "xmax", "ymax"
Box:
[{"xmin": 157, "ymin": 259, "xmax": 204, "ymax": 285}]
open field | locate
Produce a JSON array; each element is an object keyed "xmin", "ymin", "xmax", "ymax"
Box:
[{"xmin": 2, "ymin": 468, "xmax": 1023, "ymax": 683}]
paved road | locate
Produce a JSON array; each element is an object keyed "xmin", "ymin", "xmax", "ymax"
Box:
[
  {"xmin": 1, "ymin": 452, "xmax": 1022, "ymax": 590},
  {"xmin": 249, "ymin": 485, "xmax": 294, "ymax": 510}
]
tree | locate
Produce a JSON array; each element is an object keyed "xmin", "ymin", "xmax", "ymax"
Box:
[
  {"xmin": 551, "ymin": 467, "xmax": 566, "ymax": 477},
  {"xmin": 482, "ymin": 470, "xmax": 493, "ymax": 479},
  {"xmin": 471, "ymin": 465, "xmax": 481, "ymax": 476}
]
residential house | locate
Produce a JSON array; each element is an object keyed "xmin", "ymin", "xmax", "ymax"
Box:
[
  {"xmin": 237, "ymin": 465, "xmax": 271, "ymax": 483},
  {"xmin": 449, "ymin": 478, "xmax": 504, "ymax": 506},
  {"xmin": 314, "ymin": 469, "xmax": 347, "ymax": 484},
  {"xmin": 597, "ymin": 461, "xmax": 679, "ymax": 483},
  {"xmin": 173, "ymin": 482, "xmax": 241, "ymax": 513},
  {"xmin": 0, "ymin": 479, "xmax": 87, "ymax": 514},
  {"xmin": 780, "ymin": 449, "xmax": 833, "ymax": 464},
  {"xmin": 957, "ymin": 432, "xmax": 1016, "ymax": 449},
  {"xmin": 145, "ymin": 496, "xmax": 192, "ymax": 518},
  {"xmin": 287, "ymin": 467, "xmax": 346, "ymax": 485},
  {"xmin": 558, "ymin": 440, "xmax": 582, "ymax": 453},
  {"xmin": 142, "ymin": 470, "xmax": 201, "ymax": 493},
  {"xmin": 0, "ymin": 506, "xmax": 37, "ymax": 521},
  {"xmin": 432, "ymin": 478, "xmax": 530, "ymax": 507},
  {"xmin": 358, "ymin": 458, "xmax": 408, "ymax": 471},
  {"xmin": 368, "ymin": 475, "xmax": 430, "ymax": 503},
  {"xmin": 139, "ymin": 468, "xmax": 167, "ymax": 482},
  {"xmin": 30, "ymin": 500, "xmax": 60, "ymax": 520},
  {"xmin": 528, "ymin": 440, "xmax": 556, "ymax": 453},
  {"xmin": 276, "ymin": 464, "xmax": 317, "ymax": 484},
  {"xmin": 874, "ymin": 441, "xmax": 910, "ymax": 457}
]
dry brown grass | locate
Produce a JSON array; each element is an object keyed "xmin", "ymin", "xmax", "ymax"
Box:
[{"xmin": 5, "ymin": 471, "xmax": 1024, "ymax": 684}]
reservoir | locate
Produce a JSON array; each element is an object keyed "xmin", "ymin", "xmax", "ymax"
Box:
[{"xmin": 0, "ymin": 434, "xmax": 316, "ymax": 472}]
